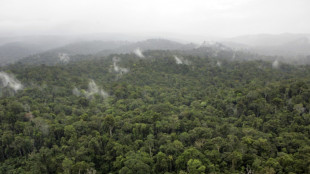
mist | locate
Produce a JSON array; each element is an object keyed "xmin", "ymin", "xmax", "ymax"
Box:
[
  {"xmin": 133, "ymin": 48, "xmax": 144, "ymax": 58},
  {"xmin": 1, "ymin": 1, "xmax": 310, "ymax": 173},
  {"xmin": 1, "ymin": 0, "xmax": 309, "ymax": 41},
  {"xmin": 0, "ymin": 72, "xmax": 23, "ymax": 91},
  {"xmin": 58, "ymin": 53, "xmax": 70, "ymax": 63},
  {"xmin": 73, "ymin": 80, "xmax": 108, "ymax": 99},
  {"xmin": 112, "ymin": 57, "xmax": 129, "ymax": 75},
  {"xmin": 72, "ymin": 87, "xmax": 81, "ymax": 97},
  {"xmin": 216, "ymin": 61, "xmax": 222, "ymax": 67},
  {"xmin": 174, "ymin": 55, "xmax": 190, "ymax": 65},
  {"xmin": 272, "ymin": 60, "xmax": 280, "ymax": 69},
  {"xmin": 174, "ymin": 56, "xmax": 183, "ymax": 64},
  {"xmin": 0, "ymin": 0, "xmax": 309, "ymax": 65}
]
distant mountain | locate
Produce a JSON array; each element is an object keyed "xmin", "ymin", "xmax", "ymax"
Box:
[
  {"xmin": 46, "ymin": 40, "xmax": 130, "ymax": 56},
  {"xmin": 0, "ymin": 35, "xmax": 84, "ymax": 49},
  {"xmin": 132, "ymin": 39, "xmax": 197, "ymax": 50},
  {"xmin": 0, "ymin": 42, "xmax": 42, "ymax": 65},
  {"xmin": 18, "ymin": 37, "xmax": 286, "ymax": 66},
  {"xmin": 96, "ymin": 39, "xmax": 197, "ymax": 56},
  {"xmin": 18, "ymin": 40, "xmax": 131, "ymax": 65},
  {"xmin": 0, "ymin": 35, "xmax": 85, "ymax": 65},
  {"xmin": 19, "ymin": 39, "xmax": 198, "ymax": 65},
  {"xmin": 253, "ymin": 36, "xmax": 310, "ymax": 56},
  {"xmin": 13, "ymin": 34, "xmax": 310, "ymax": 66},
  {"xmin": 224, "ymin": 33, "xmax": 310, "ymax": 57},
  {"xmin": 227, "ymin": 33, "xmax": 310, "ymax": 47}
]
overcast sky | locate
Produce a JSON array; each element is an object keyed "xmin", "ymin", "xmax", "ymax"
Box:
[{"xmin": 0, "ymin": 0, "xmax": 309, "ymax": 39}]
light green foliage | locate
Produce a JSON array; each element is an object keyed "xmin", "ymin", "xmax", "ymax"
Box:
[
  {"xmin": 187, "ymin": 159, "xmax": 206, "ymax": 174},
  {"xmin": 0, "ymin": 50, "xmax": 309, "ymax": 173}
]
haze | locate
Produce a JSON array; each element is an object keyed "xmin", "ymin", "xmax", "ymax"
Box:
[{"xmin": 1, "ymin": 0, "xmax": 310, "ymax": 41}]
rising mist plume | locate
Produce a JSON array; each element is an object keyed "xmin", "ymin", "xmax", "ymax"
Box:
[
  {"xmin": 112, "ymin": 57, "xmax": 129, "ymax": 75},
  {"xmin": 58, "ymin": 53, "xmax": 70, "ymax": 63},
  {"xmin": 174, "ymin": 55, "xmax": 190, "ymax": 65},
  {"xmin": 272, "ymin": 60, "xmax": 280, "ymax": 69},
  {"xmin": 0, "ymin": 72, "xmax": 23, "ymax": 91},
  {"xmin": 133, "ymin": 48, "xmax": 144, "ymax": 58},
  {"xmin": 73, "ymin": 79, "xmax": 108, "ymax": 99}
]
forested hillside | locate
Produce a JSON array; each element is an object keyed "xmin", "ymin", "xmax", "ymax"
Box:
[{"xmin": 0, "ymin": 50, "xmax": 309, "ymax": 173}]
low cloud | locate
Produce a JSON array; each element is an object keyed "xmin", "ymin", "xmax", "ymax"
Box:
[
  {"xmin": 174, "ymin": 55, "xmax": 190, "ymax": 65},
  {"xmin": 58, "ymin": 53, "xmax": 70, "ymax": 63},
  {"xmin": 272, "ymin": 60, "xmax": 279, "ymax": 69},
  {"xmin": 216, "ymin": 61, "xmax": 222, "ymax": 67},
  {"xmin": 112, "ymin": 57, "xmax": 129, "ymax": 74},
  {"xmin": 0, "ymin": 72, "xmax": 23, "ymax": 92},
  {"xmin": 73, "ymin": 79, "xmax": 108, "ymax": 99},
  {"xmin": 133, "ymin": 48, "xmax": 144, "ymax": 58}
]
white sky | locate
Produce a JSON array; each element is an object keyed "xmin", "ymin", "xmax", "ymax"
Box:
[{"xmin": 0, "ymin": 0, "xmax": 309, "ymax": 38}]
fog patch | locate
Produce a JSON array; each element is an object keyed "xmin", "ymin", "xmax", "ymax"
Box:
[
  {"xmin": 112, "ymin": 57, "xmax": 129, "ymax": 74},
  {"xmin": 110, "ymin": 57, "xmax": 129, "ymax": 79},
  {"xmin": 0, "ymin": 72, "xmax": 23, "ymax": 92},
  {"xmin": 72, "ymin": 87, "xmax": 81, "ymax": 97},
  {"xmin": 174, "ymin": 55, "xmax": 190, "ymax": 65},
  {"xmin": 114, "ymin": 62, "xmax": 129, "ymax": 74},
  {"xmin": 133, "ymin": 48, "xmax": 144, "ymax": 58},
  {"xmin": 84, "ymin": 79, "xmax": 109, "ymax": 99},
  {"xmin": 232, "ymin": 51, "xmax": 236, "ymax": 60},
  {"xmin": 272, "ymin": 60, "xmax": 280, "ymax": 69},
  {"xmin": 23, "ymin": 104, "xmax": 31, "ymax": 112},
  {"xmin": 58, "ymin": 53, "xmax": 70, "ymax": 63},
  {"xmin": 73, "ymin": 80, "xmax": 109, "ymax": 99},
  {"xmin": 174, "ymin": 55, "xmax": 183, "ymax": 64},
  {"xmin": 32, "ymin": 117, "xmax": 49, "ymax": 136},
  {"xmin": 216, "ymin": 61, "xmax": 222, "ymax": 67},
  {"xmin": 213, "ymin": 50, "xmax": 218, "ymax": 57}
]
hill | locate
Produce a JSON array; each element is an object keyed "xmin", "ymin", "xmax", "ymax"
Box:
[
  {"xmin": 18, "ymin": 39, "xmax": 197, "ymax": 65},
  {"xmin": 224, "ymin": 33, "xmax": 310, "ymax": 57},
  {"xmin": 0, "ymin": 42, "xmax": 42, "ymax": 65},
  {"xmin": 0, "ymin": 50, "xmax": 309, "ymax": 173}
]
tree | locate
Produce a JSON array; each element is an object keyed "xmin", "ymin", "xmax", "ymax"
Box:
[
  {"xmin": 187, "ymin": 159, "xmax": 206, "ymax": 174},
  {"xmin": 145, "ymin": 134, "xmax": 154, "ymax": 157},
  {"xmin": 62, "ymin": 157, "xmax": 74, "ymax": 174},
  {"xmin": 227, "ymin": 151, "xmax": 242, "ymax": 171},
  {"xmin": 104, "ymin": 115, "xmax": 115, "ymax": 137},
  {"xmin": 119, "ymin": 151, "xmax": 152, "ymax": 174},
  {"xmin": 154, "ymin": 152, "xmax": 169, "ymax": 173}
]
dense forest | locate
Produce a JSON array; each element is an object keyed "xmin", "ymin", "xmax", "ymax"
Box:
[{"xmin": 0, "ymin": 50, "xmax": 309, "ymax": 173}]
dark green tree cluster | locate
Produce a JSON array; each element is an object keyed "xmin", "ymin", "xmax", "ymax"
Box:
[{"xmin": 0, "ymin": 50, "xmax": 309, "ymax": 173}]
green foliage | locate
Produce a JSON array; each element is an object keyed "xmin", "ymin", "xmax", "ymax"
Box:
[
  {"xmin": 0, "ymin": 50, "xmax": 309, "ymax": 173},
  {"xmin": 187, "ymin": 159, "xmax": 206, "ymax": 174}
]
